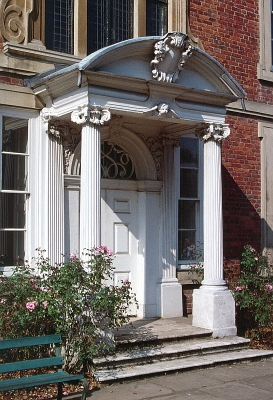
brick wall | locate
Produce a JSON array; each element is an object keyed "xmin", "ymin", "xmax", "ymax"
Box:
[
  {"xmin": 221, "ymin": 115, "xmax": 262, "ymax": 283},
  {"xmin": 188, "ymin": 1, "xmax": 266, "ymax": 285},
  {"xmin": 189, "ymin": 0, "xmax": 273, "ymax": 104}
]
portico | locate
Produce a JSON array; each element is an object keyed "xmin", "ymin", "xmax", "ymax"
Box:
[{"xmin": 29, "ymin": 32, "xmax": 246, "ymax": 336}]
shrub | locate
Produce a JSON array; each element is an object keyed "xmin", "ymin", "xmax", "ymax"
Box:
[
  {"xmin": 232, "ymin": 245, "xmax": 273, "ymax": 338},
  {"xmin": 0, "ymin": 247, "xmax": 137, "ymax": 372}
]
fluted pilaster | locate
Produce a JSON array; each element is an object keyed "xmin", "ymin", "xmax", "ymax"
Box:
[
  {"xmin": 158, "ymin": 135, "xmax": 182, "ymax": 318},
  {"xmin": 161, "ymin": 139, "xmax": 179, "ymax": 280},
  {"xmin": 41, "ymin": 109, "xmax": 65, "ymax": 264}
]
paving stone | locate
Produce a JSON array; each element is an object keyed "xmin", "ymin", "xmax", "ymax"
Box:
[
  {"xmin": 241, "ymin": 374, "xmax": 273, "ymax": 392},
  {"xmin": 87, "ymin": 381, "xmax": 172, "ymax": 400},
  {"xmin": 149, "ymin": 371, "xmax": 223, "ymax": 392},
  {"xmin": 198, "ymin": 381, "xmax": 273, "ymax": 400}
]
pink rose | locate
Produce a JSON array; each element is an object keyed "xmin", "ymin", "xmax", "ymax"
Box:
[
  {"xmin": 43, "ymin": 301, "xmax": 49, "ymax": 308},
  {"xmin": 70, "ymin": 253, "xmax": 77, "ymax": 259},
  {"xmin": 265, "ymin": 284, "xmax": 273, "ymax": 291},
  {"xmin": 235, "ymin": 286, "xmax": 243, "ymax": 291},
  {"xmin": 26, "ymin": 301, "xmax": 38, "ymax": 312},
  {"xmin": 94, "ymin": 246, "xmax": 113, "ymax": 256}
]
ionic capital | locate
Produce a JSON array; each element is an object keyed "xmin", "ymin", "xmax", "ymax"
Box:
[
  {"xmin": 195, "ymin": 123, "xmax": 230, "ymax": 142},
  {"xmin": 71, "ymin": 105, "xmax": 111, "ymax": 126}
]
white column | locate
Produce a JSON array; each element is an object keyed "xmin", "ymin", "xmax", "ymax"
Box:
[
  {"xmin": 192, "ymin": 123, "xmax": 236, "ymax": 337},
  {"xmin": 157, "ymin": 139, "xmax": 183, "ymax": 318},
  {"xmin": 71, "ymin": 106, "xmax": 110, "ymax": 256},
  {"xmin": 41, "ymin": 111, "xmax": 65, "ymax": 265}
]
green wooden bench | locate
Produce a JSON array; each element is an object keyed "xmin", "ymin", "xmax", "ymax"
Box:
[{"xmin": 0, "ymin": 334, "xmax": 89, "ymax": 400}]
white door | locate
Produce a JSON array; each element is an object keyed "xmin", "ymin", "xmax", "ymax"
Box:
[{"xmin": 101, "ymin": 187, "xmax": 139, "ymax": 315}]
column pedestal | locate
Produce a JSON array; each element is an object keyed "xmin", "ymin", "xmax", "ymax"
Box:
[{"xmin": 193, "ymin": 286, "xmax": 236, "ymax": 337}]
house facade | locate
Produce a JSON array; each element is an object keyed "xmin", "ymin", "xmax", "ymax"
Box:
[{"xmin": 0, "ymin": 0, "xmax": 272, "ymax": 337}]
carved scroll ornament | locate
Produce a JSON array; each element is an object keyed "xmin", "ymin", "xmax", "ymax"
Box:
[
  {"xmin": 151, "ymin": 32, "xmax": 192, "ymax": 83},
  {"xmin": 0, "ymin": 0, "xmax": 33, "ymax": 43},
  {"xmin": 144, "ymin": 103, "xmax": 179, "ymax": 119},
  {"xmin": 71, "ymin": 105, "xmax": 111, "ymax": 126},
  {"xmin": 195, "ymin": 123, "xmax": 230, "ymax": 142}
]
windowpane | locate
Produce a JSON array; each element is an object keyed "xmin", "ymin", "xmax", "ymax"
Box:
[
  {"xmin": 180, "ymin": 138, "xmax": 198, "ymax": 168},
  {"xmin": 178, "ymin": 231, "xmax": 196, "ymax": 261},
  {"xmin": 0, "ymin": 193, "xmax": 26, "ymax": 229},
  {"xmin": 178, "ymin": 136, "xmax": 202, "ymax": 264},
  {"xmin": 2, "ymin": 124, "xmax": 28, "ymax": 153},
  {"xmin": 45, "ymin": 0, "xmax": 74, "ymax": 54},
  {"xmin": 180, "ymin": 169, "xmax": 198, "ymax": 198},
  {"xmin": 101, "ymin": 142, "xmax": 136, "ymax": 179},
  {"xmin": 87, "ymin": 0, "xmax": 133, "ymax": 54},
  {"xmin": 2, "ymin": 154, "xmax": 28, "ymax": 191},
  {"xmin": 0, "ymin": 231, "xmax": 25, "ymax": 265},
  {"xmin": 146, "ymin": 0, "xmax": 168, "ymax": 36},
  {"xmin": 178, "ymin": 200, "xmax": 196, "ymax": 229}
]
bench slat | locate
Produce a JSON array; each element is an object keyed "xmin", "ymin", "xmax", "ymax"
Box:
[
  {"xmin": 0, "ymin": 334, "xmax": 61, "ymax": 350},
  {"xmin": 0, "ymin": 371, "xmax": 86, "ymax": 392},
  {"xmin": 0, "ymin": 356, "xmax": 63, "ymax": 374}
]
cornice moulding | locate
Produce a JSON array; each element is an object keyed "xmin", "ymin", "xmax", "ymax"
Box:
[
  {"xmin": 227, "ymin": 99, "xmax": 273, "ymax": 120},
  {"xmin": 0, "ymin": 82, "xmax": 43, "ymax": 109},
  {"xmin": 3, "ymin": 43, "xmax": 81, "ymax": 65}
]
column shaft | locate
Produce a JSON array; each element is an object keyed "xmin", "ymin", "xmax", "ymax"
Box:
[
  {"xmin": 203, "ymin": 139, "xmax": 226, "ymax": 286},
  {"xmin": 80, "ymin": 122, "xmax": 101, "ymax": 253}
]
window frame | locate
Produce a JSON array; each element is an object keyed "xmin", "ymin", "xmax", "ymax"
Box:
[
  {"xmin": 146, "ymin": 0, "xmax": 168, "ymax": 36},
  {"xmin": 0, "ymin": 110, "xmax": 32, "ymax": 270},
  {"xmin": 258, "ymin": 0, "xmax": 273, "ymax": 81},
  {"xmin": 176, "ymin": 134, "xmax": 204, "ymax": 270}
]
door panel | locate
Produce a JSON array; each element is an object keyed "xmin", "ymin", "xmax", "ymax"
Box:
[{"xmin": 101, "ymin": 188, "xmax": 139, "ymax": 315}]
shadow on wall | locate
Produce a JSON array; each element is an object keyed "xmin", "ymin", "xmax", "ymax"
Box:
[{"xmin": 222, "ymin": 165, "xmax": 263, "ymax": 273}]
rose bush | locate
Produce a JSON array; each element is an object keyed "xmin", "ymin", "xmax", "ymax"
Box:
[
  {"xmin": 232, "ymin": 245, "xmax": 273, "ymax": 338},
  {"xmin": 0, "ymin": 247, "xmax": 137, "ymax": 372}
]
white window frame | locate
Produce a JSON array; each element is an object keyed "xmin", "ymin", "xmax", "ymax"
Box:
[
  {"xmin": 258, "ymin": 0, "xmax": 273, "ymax": 81},
  {"xmin": 176, "ymin": 134, "xmax": 204, "ymax": 270},
  {"xmin": 0, "ymin": 108, "xmax": 36, "ymax": 273}
]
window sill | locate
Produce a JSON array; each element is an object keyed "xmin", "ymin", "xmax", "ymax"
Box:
[
  {"xmin": 257, "ymin": 64, "xmax": 273, "ymax": 83},
  {"xmin": 0, "ymin": 266, "xmax": 14, "ymax": 276}
]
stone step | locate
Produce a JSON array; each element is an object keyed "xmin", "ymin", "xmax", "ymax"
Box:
[
  {"xmin": 93, "ymin": 336, "xmax": 250, "ymax": 370},
  {"xmin": 115, "ymin": 320, "xmax": 212, "ymax": 349},
  {"xmin": 93, "ymin": 348, "xmax": 273, "ymax": 384}
]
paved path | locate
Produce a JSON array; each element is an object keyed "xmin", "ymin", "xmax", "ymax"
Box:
[{"xmin": 66, "ymin": 358, "xmax": 273, "ymax": 400}]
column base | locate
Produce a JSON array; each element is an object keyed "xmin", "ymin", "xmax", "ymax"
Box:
[
  {"xmin": 192, "ymin": 286, "xmax": 237, "ymax": 337},
  {"xmin": 157, "ymin": 279, "xmax": 183, "ymax": 318}
]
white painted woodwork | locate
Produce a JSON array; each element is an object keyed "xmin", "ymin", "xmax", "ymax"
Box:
[
  {"xmin": 202, "ymin": 138, "xmax": 226, "ymax": 286},
  {"xmin": 158, "ymin": 144, "xmax": 183, "ymax": 318},
  {"xmin": 80, "ymin": 121, "xmax": 101, "ymax": 254},
  {"xmin": 101, "ymin": 188, "xmax": 139, "ymax": 315},
  {"xmin": 47, "ymin": 134, "xmax": 64, "ymax": 264},
  {"xmin": 192, "ymin": 129, "xmax": 236, "ymax": 336}
]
